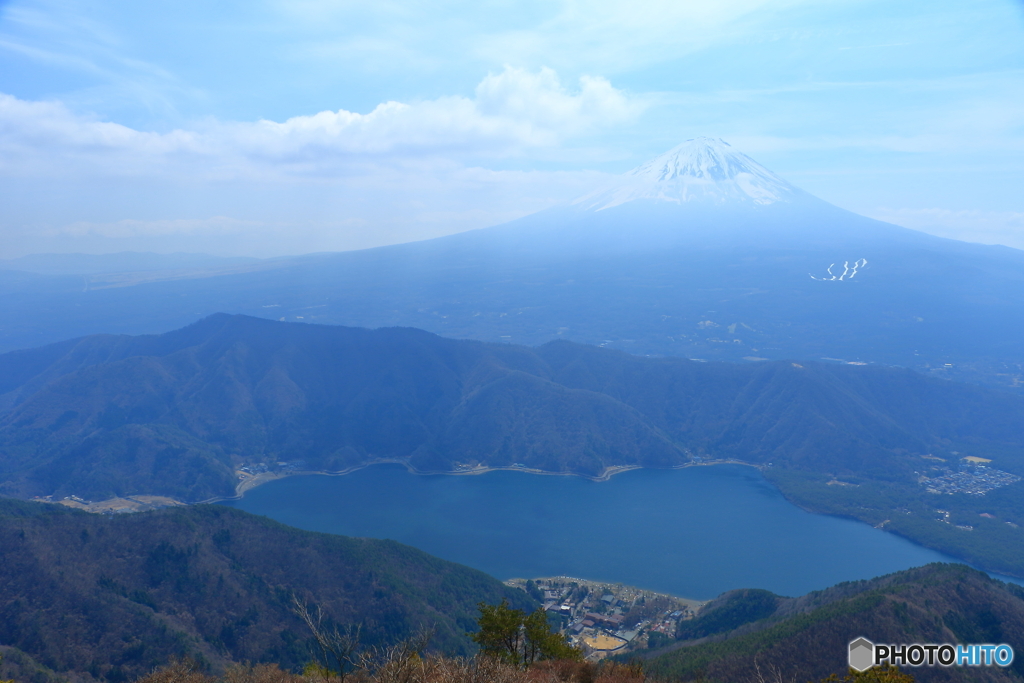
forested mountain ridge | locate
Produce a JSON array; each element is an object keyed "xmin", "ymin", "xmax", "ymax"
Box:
[
  {"xmin": 3, "ymin": 314, "xmax": 1024, "ymax": 504},
  {"xmin": 643, "ymin": 563, "xmax": 1024, "ymax": 683},
  {"xmin": 0, "ymin": 499, "xmax": 535, "ymax": 683},
  {"xmin": 0, "ymin": 315, "xmax": 684, "ymax": 501}
]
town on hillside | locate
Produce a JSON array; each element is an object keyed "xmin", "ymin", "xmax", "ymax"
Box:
[{"xmin": 507, "ymin": 577, "xmax": 705, "ymax": 661}]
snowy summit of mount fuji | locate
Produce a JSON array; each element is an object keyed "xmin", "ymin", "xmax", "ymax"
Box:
[{"xmin": 573, "ymin": 137, "xmax": 802, "ymax": 211}]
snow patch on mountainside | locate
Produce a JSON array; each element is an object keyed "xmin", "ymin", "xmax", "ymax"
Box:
[
  {"xmin": 810, "ymin": 258, "xmax": 868, "ymax": 281},
  {"xmin": 574, "ymin": 137, "xmax": 800, "ymax": 211}
]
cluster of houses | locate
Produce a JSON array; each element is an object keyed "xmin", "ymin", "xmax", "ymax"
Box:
[
  {"xmin": 508, "ymin": 576, "xmax": 704, "ymax": 660},
  {"xmin": 923, "ymin": 462, "xmax": 1020, "ymax": 496}
]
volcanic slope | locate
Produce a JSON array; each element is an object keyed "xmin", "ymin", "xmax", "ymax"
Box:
[
  {"xmin": 0, "ymin": 498, "xmax": 536, "ymax": 683},
  {"xmin": 1, "ymin": 138, "xmax": 1023, "ymax": 389},
  {"xmin": 643, "ymin": 563, "xmax": 1024, "ymax": 683},
  {"xmin": 3, "ymin": 314, "xmax": 1024, "ymax": 574}
]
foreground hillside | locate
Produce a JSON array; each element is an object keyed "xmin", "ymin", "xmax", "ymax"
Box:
[
  {"xmin": 0, "ymin": 500, "xmax": 535, "ymax": 683},
  {"xmin": 643, "ymin": 564, "xmax": 1024, "ymax": 683},
  {"xmin": 2, "ymin": 314, "xmax": 1024, "ymax": 575},
  {"xmin": 2, "ymin": 501, "xmax": 1020, "ymax": 683}
]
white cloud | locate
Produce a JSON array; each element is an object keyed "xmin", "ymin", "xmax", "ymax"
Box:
[
  {"xmin": 869, "ymin": 207, "xmax": 1024, "ymax": 250},
  {"xmin": 0, "ymin": 66, "xmax": 641, "ymax": 180},
  {"xmin": 0, "ymin": 94, "xmax": 202, "ymax": 175},
  {"xmin": 229, "ymin": 68, "xmax": 637, "ymax": 162},
  {"xmin": 475, "ymin": 67, "xmax": 636, "ymax": 132}
]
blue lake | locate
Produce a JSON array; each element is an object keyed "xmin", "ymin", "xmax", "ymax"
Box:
[{"xmin": 224, "ymin": 464, "xmax": 959, "ymax": 600}]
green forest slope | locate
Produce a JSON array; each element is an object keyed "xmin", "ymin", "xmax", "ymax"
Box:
[
  {"xmin": 643, "ymin": 564, "xmax": 1024, "ymax": 683},
  {"xmin": 0, "ymin": 500, "xmax": 535, "ymax": 683}
]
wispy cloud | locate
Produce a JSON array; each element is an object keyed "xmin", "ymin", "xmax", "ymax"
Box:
[
  {"xmin": 472, "ymin": 0, "xmax": 778, "ymax": 71},
  {"xmin": 53, "ymin": 216, "xmax": 259, "ymax": 238}
]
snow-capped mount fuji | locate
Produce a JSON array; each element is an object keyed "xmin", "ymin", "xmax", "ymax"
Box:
[
  {"xmin": 573, "ymin": 137, "xmax": 801, "ymax": 211},
  {"xmin": 468, "ymin": 136, "xmax": 916, "ymax": 253}
]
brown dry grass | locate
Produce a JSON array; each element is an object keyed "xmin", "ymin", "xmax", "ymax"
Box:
[{"xmin": 136, "ymin": 658, "xmax": 648, "ymax": 683}]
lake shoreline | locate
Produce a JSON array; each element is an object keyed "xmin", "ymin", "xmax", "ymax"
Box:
[{"xmin": 199, "ymin": 458, "xmax": 765, "ymax": 505}]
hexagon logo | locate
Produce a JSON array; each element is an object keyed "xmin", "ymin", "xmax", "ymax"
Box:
[{"xmin": 849, "ymin": 638, "xmax": 875, "ymax": 672}]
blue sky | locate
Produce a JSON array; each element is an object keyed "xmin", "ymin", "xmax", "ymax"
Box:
[{"xmin": 0, "ymin": 0, "xmax": 1022, "ymax": 257}]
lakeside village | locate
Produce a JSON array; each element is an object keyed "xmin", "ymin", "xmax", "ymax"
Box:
[
  {"xmin": 506, "ymin": 577, "xmax": 706, "ymax": 661},
  {"xmin": 920, "ymin": 456, "xmax": 1021, "ymax": 496}
]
